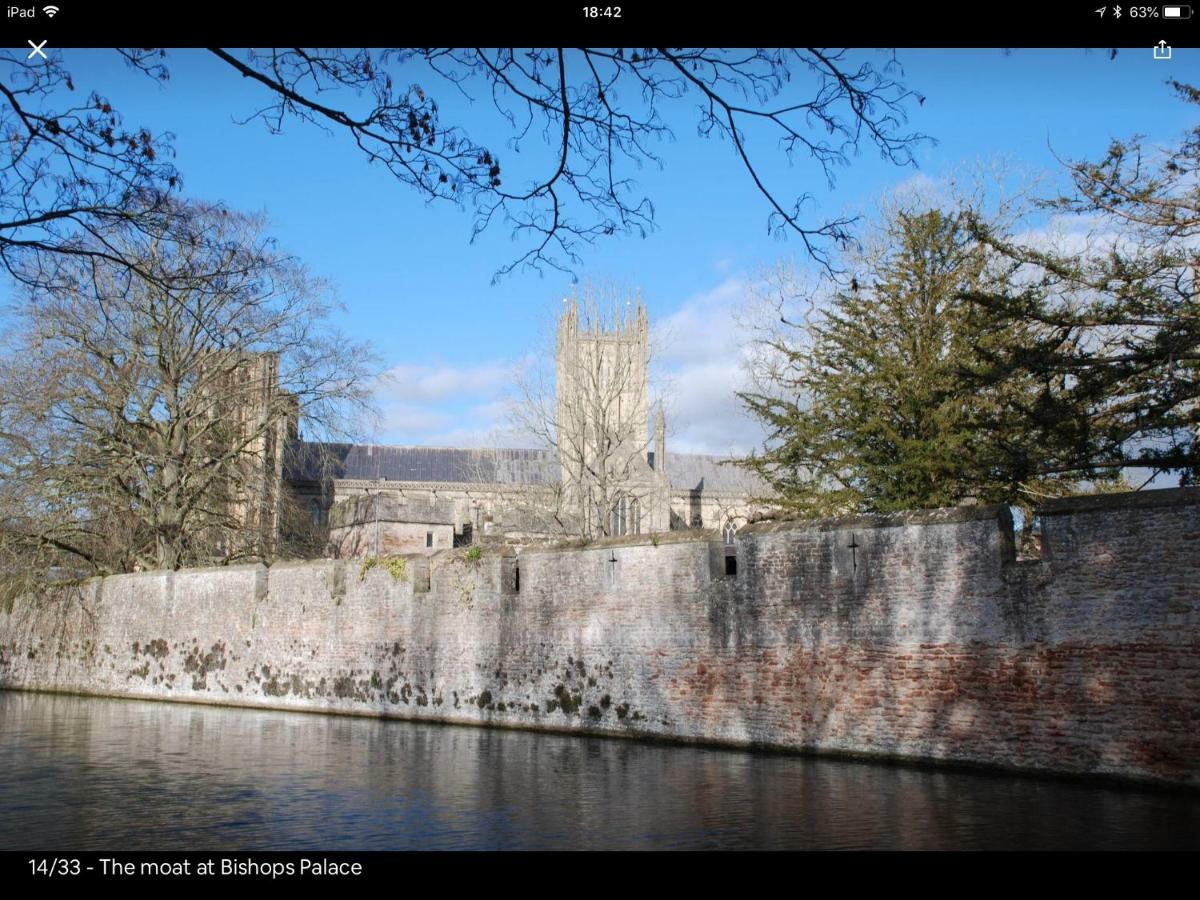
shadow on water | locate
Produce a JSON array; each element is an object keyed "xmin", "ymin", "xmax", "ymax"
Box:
[{"xmin": 1, "ymin": 690, "xmax": 1197, "ymax": 851}]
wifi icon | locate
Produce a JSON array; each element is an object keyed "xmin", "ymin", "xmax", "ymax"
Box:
[{"xmin": 42, "ymin": 5, "xmax": 59, "ymax": 16}]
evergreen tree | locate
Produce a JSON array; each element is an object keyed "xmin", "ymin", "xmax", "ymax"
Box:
[
  {"xmin": 739, "ymin": 206, "xmax": 1064, "ymax": 517},
  {"xmin": 963, "ymin": 80, "xmax": 1200, "ymax": 487}
]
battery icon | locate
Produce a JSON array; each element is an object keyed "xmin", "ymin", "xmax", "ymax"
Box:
[{"xmin": 1164, "ymin": 4, "xmax": 1192, "ymax": 16}]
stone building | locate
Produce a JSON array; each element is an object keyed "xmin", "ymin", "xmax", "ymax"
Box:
[
  {"xmin": 201, "ymin": 350, "xmax": 300, "ymax": 559},
  {"xmin": 553, "ymin": 300, "xmax": 671, "ymax": 536},
  {"xmin": 282, "ymin": 301, "xmax": 770, "ymax": 557}
]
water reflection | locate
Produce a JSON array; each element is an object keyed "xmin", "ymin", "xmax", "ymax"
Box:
[{"xmin": 1, "ymin": 691, "xmax": 1197, "ymax": 850}]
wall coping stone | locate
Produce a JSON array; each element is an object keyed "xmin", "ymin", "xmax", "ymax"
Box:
[
  {"xmin": 523, "ymin": 530, "xmax": 720, "ymax": 555},
  {"xmin": 739, "ymin": 503, "xmax": 1012, "ymax": 535},
  {"xmin": 267, "ymin": 559, "xmax": 346, "ymax": 572},
  {"xmin": 169, "ymin": 562, "xmax": 269, "ymax": 577},
  {"xmin": 1038, "ymin": 486, "xmax": 1199, "ymax": 516}
]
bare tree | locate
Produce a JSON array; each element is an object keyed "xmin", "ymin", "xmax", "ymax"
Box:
[
  {"xmin": 452, "ymin": 453, "xmax": 572, "ymax": 544},
  {"xmin": 0, "ymin": 47, "xmax": 927, "ymax": 291},
  {"xmin": 0, "ymin": 200, "xmax": 378, "ymax": 591},
  {"xmin": 120, "ymin": 48, "xmax": 927, "ymax": 279},
  {"xmin": 0, "ymin": 50, "xmax": 189, "ymax": 293},
  {"xmin": 509, "ymin": 285, "xmax": 665, "ymax": 540}
]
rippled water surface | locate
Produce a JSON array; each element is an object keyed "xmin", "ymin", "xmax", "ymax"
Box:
[{"xmin": 1, "ymin": 690, "xmax": 1197, "ymax": 850}]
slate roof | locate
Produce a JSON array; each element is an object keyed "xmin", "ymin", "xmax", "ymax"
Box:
[
  {"xmin": 664, "ymin": 453, "xmax": 770, "ymax": 494},
  {"xmin": 286, "ymin": 443, "xmax": 559, "ymax": 485},
  {"xmin": 287, "ymin": 442, "xmax": 767, "ymax": 494}
]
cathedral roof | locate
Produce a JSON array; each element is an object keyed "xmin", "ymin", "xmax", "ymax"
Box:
[
  {"xmin": 286, "ymin": 443, "xmax": 559, "ymax": 485},
  {"xmin": 288, "ymin": 442, "xmax": 768, "ymax": 494},
  {"xmin": 663, "ymin": 453, "xmax": 770, "ymax": 495}
]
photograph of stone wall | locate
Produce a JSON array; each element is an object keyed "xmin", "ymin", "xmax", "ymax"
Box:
[{"xmin": 4, "ymin": 488, "xmax": 1196, "ymax": 787}]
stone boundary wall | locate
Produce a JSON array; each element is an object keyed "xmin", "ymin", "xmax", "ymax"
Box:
[{"xmin": 1, "ymin": 488, "xmax": 1197, "ymax": 787}]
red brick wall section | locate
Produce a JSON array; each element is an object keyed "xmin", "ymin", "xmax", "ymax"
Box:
[{"xmin": 1, "ymin": 489, "xmax": 1197, "ymax": 786}]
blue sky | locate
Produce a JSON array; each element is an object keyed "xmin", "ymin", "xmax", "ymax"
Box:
[{"xmin": 20, "ymin": 48, "xmax": 1196, "ymax": 454}]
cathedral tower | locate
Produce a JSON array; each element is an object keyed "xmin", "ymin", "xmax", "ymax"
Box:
[{"xmin": 554, "ymin": 293, "xmax": 667, "ymax": 536}]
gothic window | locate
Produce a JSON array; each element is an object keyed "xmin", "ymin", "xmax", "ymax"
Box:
[
  {"xmin": 610, "ymin": 495, "xmax": 630, "ymax": 536},
  {"xmin": 609, "ymin": 497, "xmax": 619, "ymax": 536},
  {"xmin": 631, "ymin": 498, "xmax": 640, "ymax": 535},
  {"xmin": 723, "ymin": 521, "xmax": 737, "ymax": 545}
]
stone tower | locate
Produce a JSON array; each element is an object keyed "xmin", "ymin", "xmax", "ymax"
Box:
[
  {"xmin": 200, "ymin": 350, "xmax": 299, "ymax": 557},
  {"xmin": 555, "ymin": 297, "xmax": 650, "ymax": 471},
  {"xmin": 554, "ymin": 296, "xmax": 669, "ymax": 535}
]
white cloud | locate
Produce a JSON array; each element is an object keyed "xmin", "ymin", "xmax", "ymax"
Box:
[
  {"xmin": 367, "ymin": 277, "xmax": 771, "ymax": 456},
  {"xmin": 655, "ymin": 276, "xmax": 749, "ymax": 365},
  {"xmin": 373, "ymin": 360, "xmax": 519, "ymax": 445},
  {"xmin": 379, "ymin": 360, "xmax": 516, "ymax": 404},
  {"xmin": 377, "ymin": 402, "xmax": 452, "ymax": 435},
  {"xmin": 1011, "ymin": 212, "xmax": 1116, "ymax": 258},
  {"xmin": 885, "ymin": 171, "xmax": 947, "ymax": 206},
  {"xmin": 653, "ymin": 276, "xmax": 769, "ymax": 456},
  {"xmin": 664, "ymin": 359, "xmax": 764, "ymax": 456}
]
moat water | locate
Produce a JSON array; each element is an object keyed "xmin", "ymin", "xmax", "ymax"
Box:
[{"xmin": 1, "ymin": 690, "xmax": 1197, "ymax": 850}]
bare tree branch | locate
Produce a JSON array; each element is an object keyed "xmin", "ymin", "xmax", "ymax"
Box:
[
  {"xmin": 0, "ymin": 200, "xmax": 380, "ymax": 585},
  {"xmin": 198, "ymin": 47, "xmax": 928, "ymax": 279}
]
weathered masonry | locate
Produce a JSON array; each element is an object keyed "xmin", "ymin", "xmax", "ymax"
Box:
[
  {"xmin": 287, "ymin": 301, "xmax": 772, "ymax": 555},
  {"xmin": 2, "ymin": 488, "xmax": 1197, "ymax": 787}
]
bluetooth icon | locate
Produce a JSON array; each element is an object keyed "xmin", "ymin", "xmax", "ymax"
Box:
[{"xmin": 1114, "ymin": 4, "xmax": 1122, "ymax": 16}]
